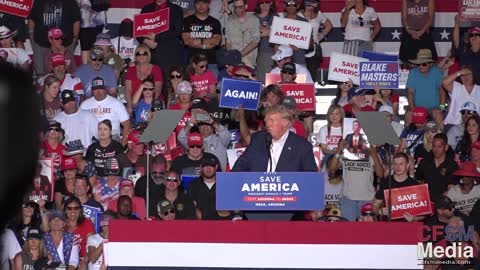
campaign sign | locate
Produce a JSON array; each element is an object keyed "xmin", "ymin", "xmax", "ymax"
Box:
[
  {"xmin": 216, "ymin": 172, "xmax": 324, "ymax": 210},
  {"xmin": 360, "ymin": 51, "xmax": 399, "ymax": 62},
  {"xmin": 279, "ymin": 83, "xmax": 315, "ymax": 111},
  {"xmin": 29, "ymin": 158, "xmax": 54, "ymax": 202},
  {"xmin": 133, "ymin": 8, "xmax": 170, "ymax": 37},
  {"xmin": 219, "ymin": 78, "xmax": 262, "ymax": 111},
  {"xmin": 359, "ymin": 61, "xmax": 399, "ymax": 89},
  {"xmin": 83, "ymin": 205, "xmax": 103, "ymax": 232},
  {"xmin": 264, "ymin": 73, "xmax": 306, "ymax": 85},
  {"xmin": 269, "ymin": 16, "xmax": 312, "ymax": 50},
  {"xmin": 384, "ymin": 184, "xmax": 432, "ymax": 220},
  {"xmin": 459, "ymin": 0, "xmax": 480, "ymax": 20},
  {"xmin": 328, "ymin": 52, "xmax": 368, "ymax": 85},
  {"xmin": 343, "ymin": 118, "xmax": 370, "ymax": 161},
  {"xmin": 0, "ymin": 0, "xmax": 34, "ymax": 18}
]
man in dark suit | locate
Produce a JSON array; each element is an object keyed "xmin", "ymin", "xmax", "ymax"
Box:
[
  {"xmin": 344, "ymin": 120, "xmax": 368, "ymax": 160},
  {"xmin": 232, "ymin": 105, "xmax": 317, "ymax": 172}
]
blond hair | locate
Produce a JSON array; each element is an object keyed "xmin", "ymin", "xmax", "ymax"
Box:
[
  {"xmin": 265, "ymin": 105, "xmax": 293, "ymax": 127},
  {"xmin": 135, "ymin": 44, "xmax": 151, "ymax": 63},
  {"xmin": 23, "ymin": 238, "xmax": 48, "ymax": 258}
]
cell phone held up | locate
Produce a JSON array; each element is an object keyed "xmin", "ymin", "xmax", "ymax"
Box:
[{"xmin": 195, "ymin": 113, "xmax": 210, "ymax": 122}]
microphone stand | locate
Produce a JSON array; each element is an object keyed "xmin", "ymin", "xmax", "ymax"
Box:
[
  {"xmin": 386, "ymin": 143, "xmax": 393, "ymax": 222},
  {"xmin": 146, "ymin": 141, "xmax": 154, "ymax": 219}
]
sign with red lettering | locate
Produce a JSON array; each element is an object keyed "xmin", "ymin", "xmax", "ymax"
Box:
[
  {"xmin": 459, "ymin": 0, "xmax": 480, "ymax": 20},
  {"xmin": 384, "ymin": 184, "xmax": 432, "ymax": 220},
  {"xmin": 268, "ymin": 16, "xmax": 312, "ymax": 50},
  {"xmin": 0, "ymin": 0, "xmax": 34, "ymax": 18},
  {"xmin": 328, "ymin": 52, "xmax": 368, "ymax": 85},
  {"xmin": 279, "ymin": 83, "xmax": 315, "ymax": 111},
  {"xmin": 265, "ymin": 73, "xmax": 306, "ymax": 85},
  {"xmin": 133, "ymin": 8, "xmax": 170, "ymax": 37}
]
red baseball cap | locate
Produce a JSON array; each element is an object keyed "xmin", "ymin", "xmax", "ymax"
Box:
[
  {"xmin": 469, "ymin": 27, "xmax": 480, "ymax": 35},
  {"xmin": 51, "ymin": 53, "xmax": 66, "ymax": 68},
  {"xmin": 61, "ymin": 157, "xmax": 77, "ymax": 171},
  {"xmin": 412, "ymin": 107, "xmax": 428, "ymax": 124},
  {"xmin": 187, "ymin": 132, "xmax": 203, "ymax": 147},
  {"xmin": 127, "ymin": 129, "xmax": 142, "ymax": 144},
  {"xmin": 119, "ymin": 179, "xmax": 135, "ymax": 190},
  {"xmin": 361, "ymin": 203, "xmax": 374, "ymax": 215},
  {"xmin": 48, "ymin": 28, "xmax": 63, "ymax": 39}
]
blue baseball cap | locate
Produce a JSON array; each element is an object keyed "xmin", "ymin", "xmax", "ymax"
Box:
[{"xmin": 347, "ymin": 87, "xmax": 370, "ymax": 100}]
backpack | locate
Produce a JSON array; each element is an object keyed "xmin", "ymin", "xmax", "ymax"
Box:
[{"xmin": 90, "ymin": 0, "xmax": 110, "ymax": 12}]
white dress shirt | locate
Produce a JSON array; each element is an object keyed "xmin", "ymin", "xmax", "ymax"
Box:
[{"xmin": 267, "ymin": 131, "xmax": 289, "ymax": 172}]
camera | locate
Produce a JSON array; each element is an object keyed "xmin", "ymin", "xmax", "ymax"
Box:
[{"xmin": 196, "ymin": 113, "xmax": 210, "ymax": 122}]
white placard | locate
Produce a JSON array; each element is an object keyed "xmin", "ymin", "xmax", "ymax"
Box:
[
  {"xmin": 268, "ymin": 16, "xmax": 312, "ymax": 50},
  {"xmin": 327, "ymin": 52, "xmax": 368, "ymax": 85},
  {"xmin": 227, "ymin": 148, "xmax": 246, "ymax": 169}
]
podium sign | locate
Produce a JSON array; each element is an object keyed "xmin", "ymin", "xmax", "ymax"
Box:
[
  {"xmin": 216, "ymin": 172, "xmax": 324, "ymax": 211},
  {"xmin": 459, "ymin": 0, "xmax": 480, "ymax": 20}
]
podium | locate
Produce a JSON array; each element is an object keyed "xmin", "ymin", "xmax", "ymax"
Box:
[{"xmin": 216, "ymin": 172, "xmax": 324, "ymax": 221}]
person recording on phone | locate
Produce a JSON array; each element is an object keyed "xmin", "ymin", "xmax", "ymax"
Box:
[
  {"xmin": 232, "ymin": 105, "xmax": 317, "ymax": 172},
  {"xmin": 177, "ymin": 98, "xmax": 231, "ymax": 171}
]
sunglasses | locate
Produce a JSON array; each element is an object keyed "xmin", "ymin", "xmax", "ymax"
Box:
[
  {"xmin": 22, "ymin": 203, "xmax": 36, "ymax": 208},
  {"xmin": 143, "ymin": 87, "xmax": 154, "ymax": 91},
  {"xmin": 198, "ymin": 65, "xmax": 207, "ymax": 69},
  {"xmin": 358, "ymin": 17, "xmax": 364, "ymax": 27},
  {"xmin": 286, "ymin": 2, "xmax": 297, "ymax": 7},
  {"xmin": 163, "ymin": 209, "xmax": 175, "ymax": 215},
  {"xmin": 189, "ymin": 145, "xmax": 202, "ymax": 149},
  {"xmin": 136, "ymin": 51, "xmax": 148, "ymax": 56},
  {"xmin": 418, "ymin": 62, "xmax": 430, "ymax": 67},
  {"xmin": 66, "ymin": 206, "xmax": 81, "ymax": 211},
  {"xmin": 281, "ymin": 70, "xmax": 295, "ymax": 75},
  {"xmin": 470, "ymin": 34, "xmax": 480, "ymax": 38},
  {"xmin": 170, "ymin": 74, "xmax": 182, "ymax": 79},
  {"xmin": 234, "ymin": 74, "xmax": 250, "ymax": 79},
  {"xmin": 48, "ymin": 127, "xmax": 60, "ymax": 132},
  {"xmin": 0, "ymin": 37, "xmax": 9, "ymax": 41},
  {"xmin": 152, "ymin": 171, "xmax": 165, "ymax": 176},
  {"xmin": 53, "ymin": 37, "xmax": 63, "ymax": 41},
  {"xmin": 166, "ymin": 177, "xmax": 179, "ymax": 182},
  {"xmin": 461, "ymin": 110, "xmax": 477, "ymax": 115},
  {"xmin": 91, "ymin": 57, "xmax": 103, "ymax": 62}
]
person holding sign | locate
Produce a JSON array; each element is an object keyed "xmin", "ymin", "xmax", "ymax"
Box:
[
  {"xmin": 447, "ymin": 162, "xmax": 480, "ymax": 216},
  {"xmin": 372, "ymin": 153, "xmax": 421, "ymax": 221},
  {"xmin": 270, "ymin": 45, "xmax": 313, "ymax": 83},
  {"xmin": 232, "ymin": 104, "xmax": 317, "ymax": 172},
  {"xmin": 340, "ymin": 0, "xmax": 381, "ymax": 57}
]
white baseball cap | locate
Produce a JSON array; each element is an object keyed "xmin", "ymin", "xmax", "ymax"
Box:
[
  {"xmin": 379, "ymin": 104, "xmax": 394, "ymax": 115},
  {"xmin": 176, "ymin": 80, "xmax": 193, "ymax": 95},
  {"xmin": 461, "ymin": 101, "xmax": 478, "ymax": 113},
  {"xmin": 271, "ymin": 45, "xmax": 293, "ymax": 61}
]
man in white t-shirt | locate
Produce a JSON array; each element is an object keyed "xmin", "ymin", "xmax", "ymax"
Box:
[
  {"xmin": 54, "ymin": 90, "xmax": 99, "ymax": 150},
  {"xmin": 442, "ymin": 66, "xmax": 480, "ymax": 127},
  {"xmin": 80, "ymin": 77, "xmax": 131, "ymax": 145},
  {"xmin": 0, "ymin": 228, "xmax": 21, "ymax": 270},
  {"xmin": 37, "ymin": 53, "xmax": 84, "ymax": 95},
  {"xmin": 270, "ymin": 45, "xmax": 313, "ymax": 83}
]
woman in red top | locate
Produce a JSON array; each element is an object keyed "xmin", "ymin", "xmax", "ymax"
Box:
[
  {"xmin": 42, "ymin": 121, "xmax": 65, "ymax": 178},
  {"xmin": 186, "ymin": 54, "xmax": 217, "ymax": 99},
  {"xmin": 125, "ymin": 44, "xmax": 164, "ymax": 116},
  {"xmin": 64, "ymin": 196, "xmax": 94, "ymax": 270}
]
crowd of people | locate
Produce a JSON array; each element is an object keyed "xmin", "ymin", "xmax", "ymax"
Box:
[{"xmin": 3, "ymin": 0, "xmax": 480, "ymax": 268}]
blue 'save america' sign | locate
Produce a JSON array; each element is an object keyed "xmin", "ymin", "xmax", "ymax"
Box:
[{"xmin": 216, "ymin": 172, "xmax": 324, "ymax": 210}]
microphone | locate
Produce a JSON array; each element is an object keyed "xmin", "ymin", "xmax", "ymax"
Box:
[{"xmin": 265, "ymin": 132, "xmax": 273, "ymax": 172}]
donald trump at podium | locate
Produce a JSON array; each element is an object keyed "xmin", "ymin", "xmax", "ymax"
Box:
[{"xmin": 232, "ymin": 105, "xmax": 317, "ymax": 172}]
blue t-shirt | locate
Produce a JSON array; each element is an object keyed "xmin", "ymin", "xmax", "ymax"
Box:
[
  {"xmin": 135, "ymin": 99, "xmax": 151, "ymax": 124},
  {"xmin": 75, "ymin": 64, "xmax": 117, "ymax": 97},
  {"xmin": 406, "ymin": 65, "xmax": 443, "ymax": 110}
]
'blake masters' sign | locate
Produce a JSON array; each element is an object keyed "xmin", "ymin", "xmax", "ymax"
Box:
[
  {"xmin": 216, "ymin": 172, "xmax": 324, "ymax": 210},
  {"xmin": 359, "ymin": 61, "xmax": 399, "ymax": 89}
]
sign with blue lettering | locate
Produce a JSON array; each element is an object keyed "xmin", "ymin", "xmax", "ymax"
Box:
[
  {"xmin": 361, "ymin": 51, "xmax": 399, "ymax": 62},
  {"xmin": 83, "ymin": 205, "xmax": 103, "ymax": 232},
  {"xmin": 219, "ymin": 78, "xmax": 262, "ymax": 111},
  {"xmin": 216, "ymin": 172, "xmax": 324, "ymax": 210},
  {"xmin": 359, "ymin": 61, "xmax": 399, "ymax": 89}
]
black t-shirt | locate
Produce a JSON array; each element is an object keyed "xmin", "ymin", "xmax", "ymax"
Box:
[
  {"xmin": 134, "ymin": 176, "xmax": 165, "ymax": 217},
  {"xmin": 375, "ymin": 176, "xmax": 419, "ymax": 201},
  {"xmin": 182, "ymin": 14, "xmax": 221, "ymax": 63},
  {"xmin": 28, "ymin": 0, "xmax": 81, "ymax": 47},
  {"xmin": 114, "ymin": 152, "xmax": 152, "ymax": 179},
  {"xmin": 187, "ymin": 177, "xmax": 217, "ymax": 220},
  {"xmin": 157, "ymin": 192, "xmax": 196, "ymax": 220},
  {"xmin": 171, "ymin": 152, "xmax": 221, "ymax": 176},
  {"xmin": 84, "ymin": 198, "xmax": 104, "ymax": 212},
  {"xmin": 86, "ymin": 141, "xmax": 125, "ymax": 177},
  {"xmin": 415, "ymin": 154, "xmax": 459, "ymax": 202},
  {"xmin": 54, "ymin": 179, "xmax": 74, "ymax": 203}
]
